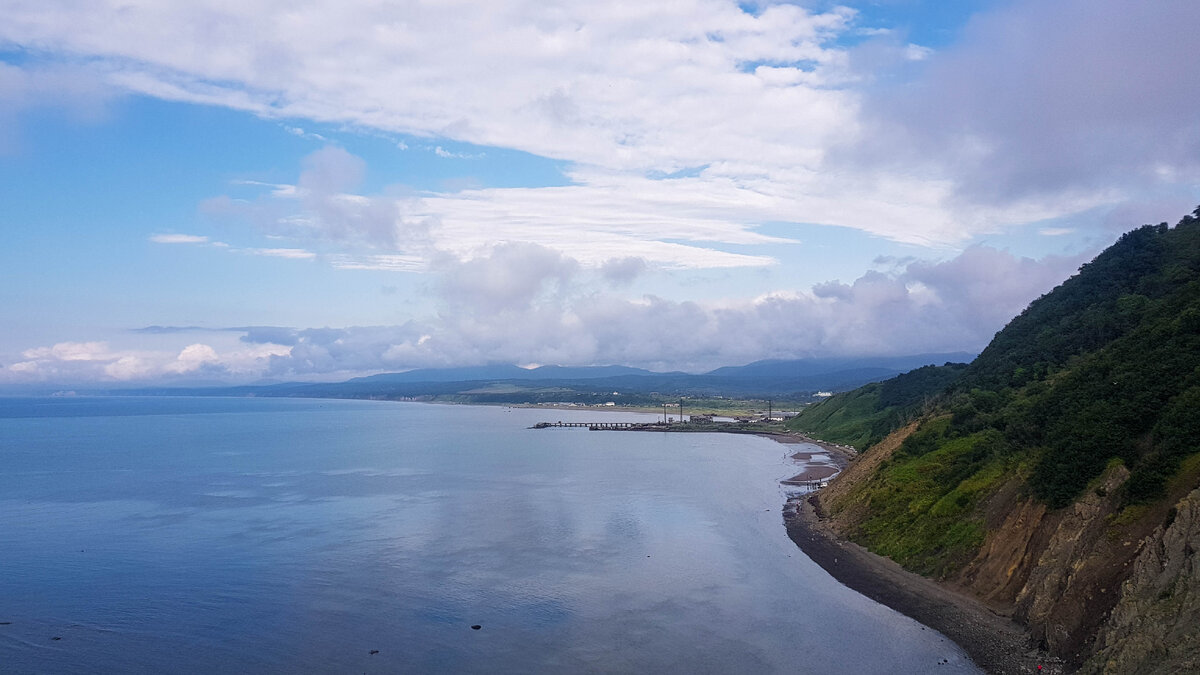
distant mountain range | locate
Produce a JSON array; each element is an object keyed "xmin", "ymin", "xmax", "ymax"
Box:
[{"xmin": 110, "ymin": 352, "xmax": 976, "ymax": 404}]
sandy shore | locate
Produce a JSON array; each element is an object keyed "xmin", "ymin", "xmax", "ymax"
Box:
[
  {"xmin": 780, "ymin": 465, "xmax": 839, "ymax": 483},
  {"xmin": 761, "ymin": 430, "xmax": 859, "ymax": 461},
  {"xmin": 783, "ymin": 494, "xmax": 1064, "ymax": 674}
]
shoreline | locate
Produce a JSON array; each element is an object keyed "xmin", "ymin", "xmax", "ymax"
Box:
[
  {"xmin": 257, "ymin": 397, "xmax": 1048, "ymax": 672},
  {"xmin": 782, "ymin": 492, "xmax": 1062, "ymax": 675}
]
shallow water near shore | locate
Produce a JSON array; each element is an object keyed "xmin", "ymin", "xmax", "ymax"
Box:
[{"xmin": 0, "ymin": 397, "xmax": 979, "ymax": 673}]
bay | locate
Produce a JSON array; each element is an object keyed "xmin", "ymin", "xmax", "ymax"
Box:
[{"xmin": 0, "ymin": 397, "xmax": 978, "ymax": 673}]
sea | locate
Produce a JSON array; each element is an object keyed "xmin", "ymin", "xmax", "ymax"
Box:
[{"xmin": 0, "ymin": 396, "xmax": 979, "ymax": 673}]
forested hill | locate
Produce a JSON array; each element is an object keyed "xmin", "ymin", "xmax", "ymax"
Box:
[
  {"xmin": 787, "ymin": 207, "xmax": 1200, "ymax": 671},
  {"xmin": 792, "ymin": 206, "xmax": 1200, "ymax": 506},
  {"xmin": 782, "ymin": 362, "xmax": 968, "ymax": 449},
  {"xmin": 958, "ymin": 212, "xmax": 1200, "ymax": 507}
]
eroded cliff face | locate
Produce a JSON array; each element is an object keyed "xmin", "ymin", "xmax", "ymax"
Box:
[
  {"xmin": 1005, "ymin": 467, "xmax": 1145, "ymax": 664},
  {"xmin": 1083, "ymin": 487, "xmax": 1200, "ymax": 674},
  {"xmin": 820, "ymin": 424, "xmax": 1198, "ymax": 671},
  {"xmin": 954, "ymin": 478, "xmax": 1053, "ymax": 608}
]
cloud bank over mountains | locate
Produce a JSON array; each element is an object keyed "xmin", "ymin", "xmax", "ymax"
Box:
[{"xmin": 7, "ymin": 244, "xmax": 1086, "ymax": 384}]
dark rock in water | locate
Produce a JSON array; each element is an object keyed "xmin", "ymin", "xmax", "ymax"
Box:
[{"xmin": 471, "ymin": 625, "xmax": 481, "ymax": 630}]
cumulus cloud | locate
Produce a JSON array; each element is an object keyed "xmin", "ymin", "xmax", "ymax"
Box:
[
  {"xmin": 599, "ymin": 256, "xmax": 648, "ymax": 285},
  {"xmin": 291, "ymin": 146, "xmax": 407, "ymax": 247},
  {"xmin": 5, "ymin": 244, "xmax": 1088, "ymax": 384},
  {"xmin": 1, "ymin": 340, "xmax": 290, "ymax": 384},
  {"xmin": 436, "ymin": 242, "xmax": 580, "ymax": 312},
  {"xmin": 204, "ymin": 146, "xmax": 433, "ymax": 251},
  {"xmin": 317, "ymin": 245, "xmax": 1086, "ymax": 372}
]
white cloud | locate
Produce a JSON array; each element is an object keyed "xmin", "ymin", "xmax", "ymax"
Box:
[
  {"xmin": 203, "ymin": 147, "xmax": 435, "ymax": 255},
  {"xmin": 0, "ymin": 60, "xmax": 115, "ymax": 152},
  {"xmin": 2, "ymin": 0, "xmax": 1196, "ymax": 387},
  {"xmin": 22, "ymin": 341, "xmax": 113, "ymax": 362},
  {"xmin": 148, "ymin": 227, "xmax": 326, "ymax": 265},
  {"xmin": 328, "ymin": 254, "xmax": 425, "ymax": 272},
  {"xmin": 3, "ymin": 340, "xmax": 291, "ymax": 383},
  {"xmin": 3, "ymin": 245, "xmax": 1089, "ymax": 383},
  {"xmin": 436, "ymin": 242, "xmax": 580, "ymax": 312},
  {"xmin": 848, "ymin": 0, "xmax": 1200, "ymax": 208},
  {"xmin": 6, "ymin": 0, "xmax": 1179, "ymax": 246},
  {"xmin": 248, "ymin": 248, "xmax": 316, "ymax": 260},
  {"xmin": 599, "ymin": 256, "xmax": 648, "ymax": 285},
  {"xmin": 104, "ymin": 354, "xmax": 153, "ymax": 380},
  {"xmin": 150, "ymin": 233, "xmax": 208, "ymax": 244},
  {"xmin": 904, "ymin": 44, "xmax": 933, "ymax": 61},
  {"xmin": 283, "ymin": 124, "xmax": 326, "ymax": 141},
  {"xmin": 433, "ymin": 146, "xmax": 482, "ymax": 159},
  {"xmin": 206, "ymin": 147, "xmax": 785, "ymax": 270}
]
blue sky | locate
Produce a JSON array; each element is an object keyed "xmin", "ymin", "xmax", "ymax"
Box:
[{"xmin": 1, "ymin": 0, "xmax": 1197, "ymax": 385}]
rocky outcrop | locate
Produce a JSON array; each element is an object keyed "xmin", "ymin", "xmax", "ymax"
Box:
[
  {"xmin": 821, "ymin": 438, "xmax": 1192, "ymax": 671},
  {"xmin": 1082, "ymin": 487, "xmax": 1200, "ymax": 674},
  {"xmin": 1007, "ymin": 467, "xmax": 1138, "ymax": 664},
  {"xmin": 954, "ymin": 479, "xmax": 1054, "ymax": 608}
]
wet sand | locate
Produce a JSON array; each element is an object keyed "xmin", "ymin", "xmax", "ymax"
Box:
[
  {"xmin": 780, "ymin": 464, "xmax": 839, "ymax": 483},
  {"xmin": 753, "ymin": 430, "xmax": 859, "ymax": 460},
  {"xmin": 783, "ymin": 494, "xmax": 1064, "ymax": 675}
]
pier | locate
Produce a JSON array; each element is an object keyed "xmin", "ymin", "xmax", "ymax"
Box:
[{"xmin": 532, "ymin": 421, "xmax": 644, "ymax": 430}]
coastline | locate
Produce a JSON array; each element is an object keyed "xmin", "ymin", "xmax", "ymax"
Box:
[
  {"xmin": 366, "ymin": 399, "xmax": 1049, "ymax": 672},
  {"xmin": 782, "ymin": 492, "xmax": 1062, "ymax": 675}
]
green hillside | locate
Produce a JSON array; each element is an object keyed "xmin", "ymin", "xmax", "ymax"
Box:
[
  {"xmin": 792, "ymin": 207, "xmax": 1200, "ymax": 574},
  {"xmin": 785, "ymin": 362, "xmax": 968, "ymax": 449},
  {"xmin": 955, "ymin": 213, "xmax": 1200, "ymax": 506}
]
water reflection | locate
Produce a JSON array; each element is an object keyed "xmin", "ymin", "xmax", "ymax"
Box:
[{"xmin": 0, "ymin": 398, "xmax": 979, "ymax": 673}]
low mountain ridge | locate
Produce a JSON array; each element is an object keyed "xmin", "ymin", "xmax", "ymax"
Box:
[
  {"xmin": 704, "ymin": 353, "xmax": 975, "ymax": 379},
  {"xmin": 111, "ymin": 354, "xmax": 973, "ymax": 403}
]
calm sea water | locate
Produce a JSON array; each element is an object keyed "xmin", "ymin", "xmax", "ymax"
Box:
[{"xmin": 0, "ymin": 397, "xmax": 978, "ymax": 673}]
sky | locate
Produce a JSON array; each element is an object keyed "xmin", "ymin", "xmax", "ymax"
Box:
[{"xmin": 1, "ymin": 0, "xmax": 1198, "ymax": 386}]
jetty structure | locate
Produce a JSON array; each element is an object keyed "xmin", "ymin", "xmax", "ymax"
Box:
[{"xmin": 531, "ymin": 421, "xmax": 643, "ymax": 430}]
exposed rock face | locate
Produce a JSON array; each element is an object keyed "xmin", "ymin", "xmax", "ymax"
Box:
[
  {"xmin": 821, "ymin": 426, "xmax": 1189, "ymax": 670},
  {"xmin": 1083, "ymin": 487, "xmax": 1200, "ymax": 674},
  {"xmin": 955, "ymin": 479, "xmax": 1053, "ymax": 608},
  {"xmin": 1008, "ymin": 467, "xmax": 1136, "ymax": 664}
]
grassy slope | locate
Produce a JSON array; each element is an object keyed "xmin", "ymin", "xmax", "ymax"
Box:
[
  {"xmin": 804, "ymin": 208, "xmax": 1200, "ymax": 578},
  {"xmin": 785, "ymin": 362, "xmax": 968, "ymax": 450}
]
